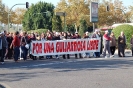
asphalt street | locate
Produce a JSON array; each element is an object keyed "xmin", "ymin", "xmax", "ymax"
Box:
[{"xmin": 0, "ymin": 52, "xmax": 133, "ymax": 88}]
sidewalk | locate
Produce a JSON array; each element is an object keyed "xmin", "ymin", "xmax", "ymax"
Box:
[{"xmin": 114, "ymin": 49, "xmax": 132, "ymax": 57}]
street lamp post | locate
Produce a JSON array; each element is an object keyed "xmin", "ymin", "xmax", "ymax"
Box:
[
  {"xmin": 63, "ymin": 12, "xmax": 66, "ymax": 32},
  {"xmin": 8, "ymin": 3, "xmax": 28, "ymax": 32},
  {"xmin": 74, "ymin": 23, "xmax": 78, "ymax": 33},
  {"xmin": 55, "ymin": 12, "xmax": 67, "ymax": 32}
]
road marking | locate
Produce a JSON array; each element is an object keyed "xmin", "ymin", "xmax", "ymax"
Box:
[
  {"xmin": 20, "ymin": 62, "xmax": 66, "ymax": 68},
  {"xmin": 19, "ymin": 58, "xmax": 106, "ymax": 68},
  {"xmin": 14, "ymin": 57, "xmax": 130, "ymax": 68},
  {"xmin": 19, "ymin": 61, "xmax": 74, "ymax": 68}
]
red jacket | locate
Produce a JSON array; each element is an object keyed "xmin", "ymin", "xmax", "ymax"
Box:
[
  {"xmin": 103, "ymin": 34, "xmax": 111, "ymax": 41},
  {"xmin": 13, "ymin": 35, "xmax": 20, "ymax": 47}
]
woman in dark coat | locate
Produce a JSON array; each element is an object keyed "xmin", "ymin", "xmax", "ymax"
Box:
[
  {"xmin": 45, "ymin": 33, "xmax": 53, "ymax": 59},
  {"xmin": 29, "ymin": 33, "xmax": 36, "ymax": 60},
  {"xmin": 7, "ymin": 33, "xmax": 13, "ymax": 59},
  {"xmin": 118, "ymin": 31, "xmax": 126, "ymax": 57},
  {"xmin": 62, "ymin": 32, "xmax": 70, "ymax": 59}
]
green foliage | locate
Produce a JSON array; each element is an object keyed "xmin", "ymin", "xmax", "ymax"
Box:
[
  {"xmin": 112, "ymin": 24, "xmax": 133, "ymax": 49},
  {"xmin": 22, "ymin": 1, "xmax": 54, "ymax": 31},
  {"xmin": 28, "ymin": 29, "xmax": 48, "ymax": 35},
  {"xmin": 67, "ymin": 24, "xmax": 75, "ymax": 33},
  {"xmin": 0, "ymin": 0, "xmax": 8, "ymax": 24},
  {"xmin": 52, "ymin": 14, "xmax": 62, "ymax": 32},
  {"xmin": 79, "ymin": 19, "xmax": 87, "ymax": 36}
]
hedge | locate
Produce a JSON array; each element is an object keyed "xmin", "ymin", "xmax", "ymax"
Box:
[
  {"xmin": 112, "ymin": 24, "xmax": 133, "ymax": 49},
  {"xmin": 27, "ymin": 29, "xmax": 48, "ymax": 34}
]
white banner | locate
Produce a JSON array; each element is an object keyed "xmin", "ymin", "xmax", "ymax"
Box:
[{"xmin": 30, "ymin": 38, "xmax": 101, "ymax": 56}]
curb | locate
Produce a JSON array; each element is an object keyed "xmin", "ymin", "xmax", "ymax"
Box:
[
  {"xmin": 0, "ymin": 83, "xmax": 11, "ymax": 88},
  {"xmin": 0, "ymin": 84, "xmax": 5, "ymax": 88}
]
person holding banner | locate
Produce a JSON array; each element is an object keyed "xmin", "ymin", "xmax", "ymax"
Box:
[
  {"xmin": 38, "ymin": 33, "xmax": 47, "ymax": 60},
  {"xmin": 29, "ymin": 33, "xmax": 36, "ymax": 60},
  {"xmin": 53, "ymin": 32, "xmax": 61, "ymax": 59},
  {"xmin": 61, "ymin": 32, "xmax": 70, "ymax": 59},
  {"xmin": 98, "ymin": 31, "xmax": 103, "ymax": 55},
  {"xmin": 92, "ymin": 30, "xmax": 100, "ymax": 58},
  {"xmin": 67, "ymin": 32, "xmax": 72, "ymax": 39},
  {"xmin": 74, "ymin": 32, "xmax": 82, "ymax": 59},
  {"xmin": 41, "ymin": 33, "xmax": 46, "ymax": 41},
  {"xmin": 45, "ymin": 33, "xmax": 53, "ymax": 59},
  {"xmin": 83, "ymin": 32, "xmax": 90, "ymax": 58}
]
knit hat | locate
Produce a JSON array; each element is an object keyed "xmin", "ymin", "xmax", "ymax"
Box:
[{"xmin": 105, "ymin": 30, "xmax": 108, "ymax": 33}]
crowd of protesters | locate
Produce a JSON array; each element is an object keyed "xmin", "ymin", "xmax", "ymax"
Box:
[{"xmin": 0, "ymin": 29, "xmax": 133, "ymax": 64}]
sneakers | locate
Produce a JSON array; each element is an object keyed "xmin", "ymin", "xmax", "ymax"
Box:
[
  {"xmin": 104, "ymin": 55, "xmax": 114, "ymax": 58},
  {"xmin": 56, "ymin": 57, "xmax": 59, "ymax": 59},
  {"xmin": 105, "ymin": 56, "xmax": 108, "ymax": 58},
  {"xmin": 20, "ymin": 58, "xmax": 23, "ymax": 60},
  {"xmin": 110, "ymin": 55, "xmax": 113, "ymax": 58}
]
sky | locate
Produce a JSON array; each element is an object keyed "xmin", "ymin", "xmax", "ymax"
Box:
[
  {"xmin": 2, "ymin": 0, "xmax": 133, "ymax": 9},
  {"xmin": 2, "ymin": 0, "xmax": 60, "ymax": 9}
]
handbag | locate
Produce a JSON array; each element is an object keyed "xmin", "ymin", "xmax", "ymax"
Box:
[
  {"xmin": 25, "ymin": 44, "xmax": 29, "ymax": 49},
  {"xmin": 24, "ymin": 37, "xmax": 29, "ymax": 49}
]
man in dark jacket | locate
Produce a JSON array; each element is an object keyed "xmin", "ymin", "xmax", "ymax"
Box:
[
  {"xmin": 7, "ymin": 33, "xmax": 13, "ymax": 59},
  {"xmin": 1, "ymin": 31, "xmax": 8, "ymax": 64},
  {"xmin": 0, "ymin": 33, "xmax": 3, "ymax": 64}
]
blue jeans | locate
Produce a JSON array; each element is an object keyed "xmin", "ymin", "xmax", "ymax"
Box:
[
  {"xmin": 21, "ymin": 46, "xmax": 28, "ymax": 60},
  {"xmin": 94, "ymin": 52, "xmax": 100, "ymax": 57},
  {"xmin": 86, "ymin": 53, "xmax": 90, "ymax": 57},
  {"xmin": 0, "ymin": 49, "xmax": 4, "ymax": 62},
  {"xmin": 55, "ymin": 55, "xmax": 59, "ymax": 58},
  {"xmin": 14, "ymin": 47, "xmax": 20, "ymax": 61}
]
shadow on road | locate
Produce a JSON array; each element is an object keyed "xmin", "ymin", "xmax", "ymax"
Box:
[{"xmin": 0, "ymin": 58, "xmax": 133, "ymax": 82}]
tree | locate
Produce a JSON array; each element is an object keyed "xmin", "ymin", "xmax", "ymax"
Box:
[
  {"xmin": 55, "ymin": 0, "xmax": 90, "ymax": 31},
  {"xmin": 52, "ymin": 14, "xmax": 62, "ymax": 32},
  {"xmin": 0, "ymin": 0, "xmax": 8, "ymax": 24},
  {"xmin": 79, "ymin": 19, "xmax": 87, "ymax": 36},
  {"xmin": 55, "ymin": 0, "xmax": 129, "ymax": 29},
  {"xmin": 128, "ymin": 5, "xmax": 133, "ymax": 22},
  {"xmin": 22, "ymin": 1, "xmax": 54, "ymax": 31},
  {"xmin": 12, "ymin": 8, "xmax": 26, "ymax": 24},
  {"xmin": 97, "ymin": 0, "xmax": 127, "ymax": 27},
  {"xmin": 112, "ymin": 24, "xmax": 133, "ymax": 49},
  {"xmin": 67, "ymin": 24, "xmax": 75, "ymax": 33}
]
